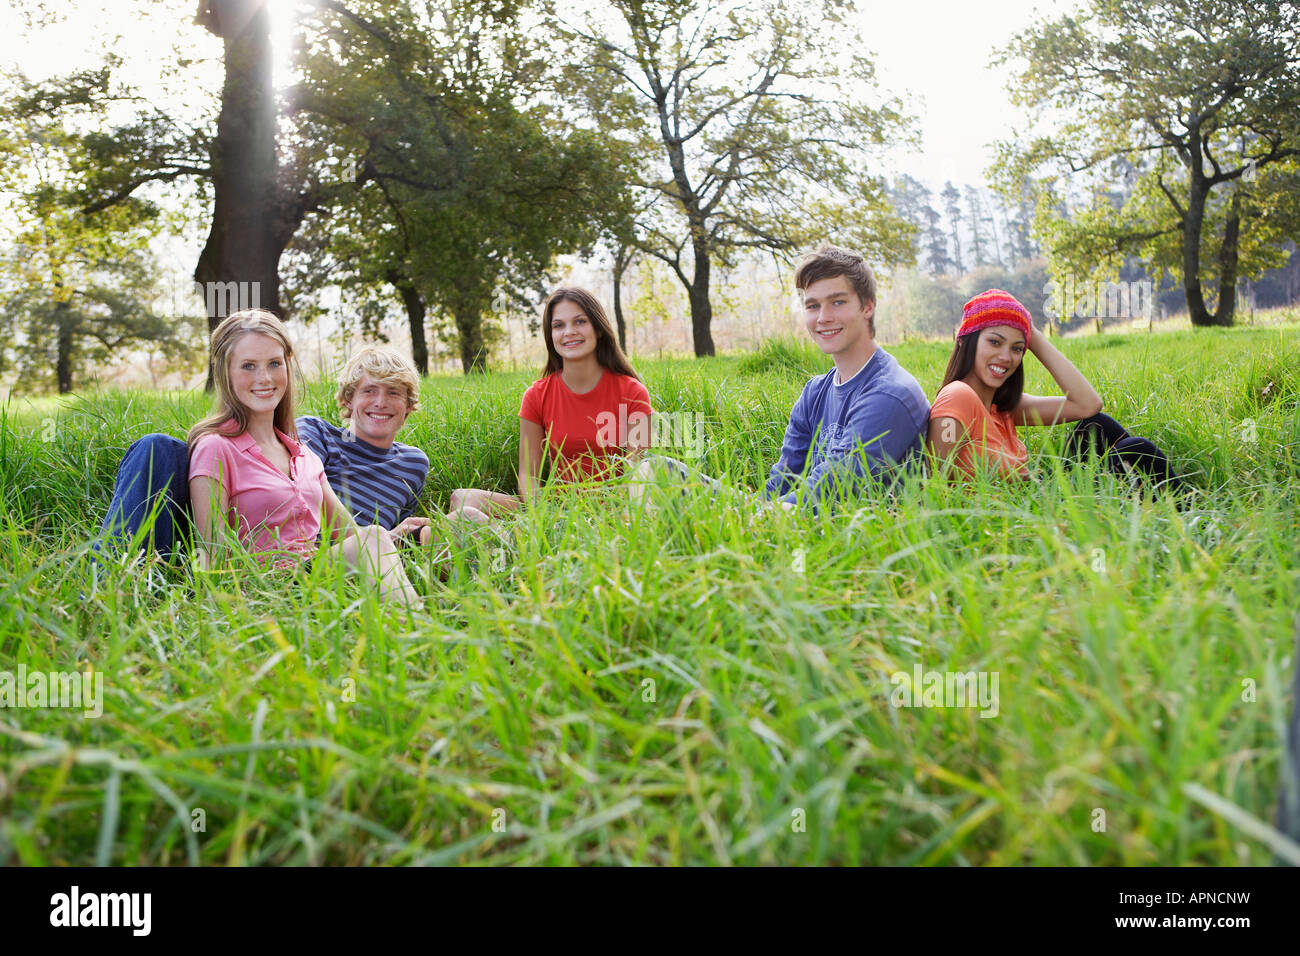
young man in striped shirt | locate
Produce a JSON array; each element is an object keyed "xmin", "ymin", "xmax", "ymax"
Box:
[{"xmin": 93, "ymin": 346, "xmax": 432, "ymax": 560}]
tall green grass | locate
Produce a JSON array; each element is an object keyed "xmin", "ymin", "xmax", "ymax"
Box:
[{"xmin": 1, "ymin": 325, "xmax": 1297, "ymax": 864}]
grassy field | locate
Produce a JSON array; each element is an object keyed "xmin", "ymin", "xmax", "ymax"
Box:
[{"xmin": 1, "ymin": 324, "xmax": 1298, "ymax": 865}]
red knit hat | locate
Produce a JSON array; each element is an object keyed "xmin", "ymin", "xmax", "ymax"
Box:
[{"xmin": 958, "ymin": 289, "xmax": 1032, "ymax": 342}]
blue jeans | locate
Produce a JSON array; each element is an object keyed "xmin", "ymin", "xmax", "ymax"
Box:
[{"xmin": 92, "ymin": 434, "xmax": 191, "ymax": 560}]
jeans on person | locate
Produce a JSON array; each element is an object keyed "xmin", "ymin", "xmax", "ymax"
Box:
[
  {"xmin": 1063, "ymin": 413, "xmax": 1186, "ymax": 495},
  {"xmin": 91, "ymin": 434, "xmax": 191, "ymax": 561}
]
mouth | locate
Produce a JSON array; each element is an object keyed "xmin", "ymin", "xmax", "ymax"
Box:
[
  {"xmin": 560, "ymin": 339, "xmax": 585, "ymax": 348},
  {"xmin": 250, "ymin": 387, "xmax": 277, "ymax": 398},
  {"xmin": 988, "ymin": 364, "xmax": 1009, "ymax": 378},
  {"xmin": 815, "ymin": 328, "xmax": 843, "ymax": 341},
  {"xmin": 362, "ymin": 411, "xmax": 395, "ymax": 424}
]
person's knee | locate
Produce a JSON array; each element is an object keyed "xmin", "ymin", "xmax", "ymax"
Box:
[
  {"xmin": 128, "ymin": 434, "xmax": 188, "ymax": 469},
  {"xmin": 359, "ymin": 522, "xmax": 394, "ymax": 549},
  {"xmin": 1083, "ymin": 413, "xmax": 1129, "ymax": 444},
  {"xmin": 1115, "ymin": 437, "xmax": 1167, "ymax": 471},
  {"xmin": 1116, "ymin": 436, "xmax": 1159, "ymax": 456}
]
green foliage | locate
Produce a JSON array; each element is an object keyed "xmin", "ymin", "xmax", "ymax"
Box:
[
  {"xmin": 883, "ymin": 259, "xmax": 1052, "ymax": 340},
  {"xmin": 0, "ymin": 72, "xmax": 205, "ymax": 393},
  {"xmin": 287, "ymin": 0, "xmax": 631, "ymax": 373},
  {"xmin": 556, "ymin": 0, "xmax": 918, "ymax": 353},
  {"xmin": 1, "ymin": 325, "xmax": 1298, "ymax": 863},
  {"xmin": 736, "ymin": 337, "xmax": 825, "ymax": 378},
  {"xmin": 994, "ymin": 0, "xmax": 1300, "ymax": 325}
]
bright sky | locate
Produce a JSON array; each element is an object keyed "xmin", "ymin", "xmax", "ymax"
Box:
[
  {"xmin": 1, "ymin": 0, "xmax": 1075, "ymax": 194},
  {"xmin": 864, "ymin": 0, "xmax": 1074, "ymax": 191}
]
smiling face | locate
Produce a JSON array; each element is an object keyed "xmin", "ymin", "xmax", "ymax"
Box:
[
  {"xmin": 550, "ymin": 297, "xmax": 599, "ymax": 364},
  {"xmin": 343, "ymin": 373, "xmax": 411, "ymax": 447},
  {"xmin": 802, "ymin": 275, "xmax": 875, "ymax": 358},
  {"xmin": 228, "ymin": 332, "xmax": 289, "ymax": 420},
  {"xmin": 963, "ymin": 325, "xmax": 1026, "ymax": 395}
]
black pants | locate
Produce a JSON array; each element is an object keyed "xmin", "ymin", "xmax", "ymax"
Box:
[{"xmin": 1063, "ymin": 413, "xmax": 1186, "ymax": 495}]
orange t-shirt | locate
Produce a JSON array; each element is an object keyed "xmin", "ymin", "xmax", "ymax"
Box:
[
  {"xmin": 929, "ymin": 381, "xmax": 1029, "ymax": 479},
  {"xmin": 519, "ymin": 370, "xmax": 653, "ymax": 482}
]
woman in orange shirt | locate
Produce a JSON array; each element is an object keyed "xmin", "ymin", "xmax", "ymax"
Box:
[
  {"xmin": 449, "ymin": 287, "xmax": 653, "ymax": 523},
  {"xmin": 928, "ymin": 289, "xmax": 1185, "ymax": 493}
]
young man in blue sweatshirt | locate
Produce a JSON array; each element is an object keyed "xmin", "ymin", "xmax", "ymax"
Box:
[
  {"xmin": 764, "ymin": 244, "xmax": 930, "ymax": 512},
  {"xmin": 634, "ymin": 244, "xmax": 929, "ymax": 513}
]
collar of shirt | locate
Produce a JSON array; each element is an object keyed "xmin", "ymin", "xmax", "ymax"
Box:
[
  {"xmin": 228, "ymin": 429, "xmax": 306, "ymax": 467},
  {"xmin": 833, "ymin": 347, "xmax": 879, "ymax": 387}
]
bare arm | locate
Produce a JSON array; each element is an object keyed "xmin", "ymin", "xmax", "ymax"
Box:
[
  {"xmin": 927, "ymin": 415, "xmax": 969, "ymax": 474},
  {"xmin": 319, "ymin": 476, "xmax": 360, "ymax": 542},
  {"xmin": 188, "ymin": 475, "xmax": 232, "ymax": 571},
  {"xmin": 1013, "ymin": 332, "xmax": 1104, "ymax": 426},
  {"xmin": 518, "ymin": 419, "xmax": 545, "ymax": 503},
  {"xmin": 624, "ymin": 411, "xmax": 651, "ymax": 459}
]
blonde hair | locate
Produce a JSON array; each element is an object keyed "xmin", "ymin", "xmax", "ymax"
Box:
[
  {"xmin": 335, "ymin": 346, "xmax": 421, "ymax": 423},
  {"xmin": 187, "ymin": 309, "xmax": 300, "ymax": 450}
]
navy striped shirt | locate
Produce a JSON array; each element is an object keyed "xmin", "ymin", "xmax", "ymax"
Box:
[{"xmin": 296, "ymin": 416, "xmax": 429, "ymax": 529}]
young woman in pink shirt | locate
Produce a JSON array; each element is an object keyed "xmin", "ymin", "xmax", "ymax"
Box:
[{"xmin": 187, "ymin": 310, "xmax": 421, "ymax": 607}]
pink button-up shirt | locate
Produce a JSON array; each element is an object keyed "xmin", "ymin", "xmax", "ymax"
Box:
[{"xmin": 189, "ymin": 428, "xmax": 327, "ymax": 564}]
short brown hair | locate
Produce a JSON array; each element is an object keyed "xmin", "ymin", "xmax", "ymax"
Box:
[{"xmin": 795, "ymin": 244, "xmax": 877, "ymax": 335}]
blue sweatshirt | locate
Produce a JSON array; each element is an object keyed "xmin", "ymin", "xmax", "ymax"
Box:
[{"xmin": 763, "ymin": 347, "xmax": 929, "ymax": 511}]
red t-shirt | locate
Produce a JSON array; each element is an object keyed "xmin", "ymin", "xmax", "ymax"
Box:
[
  {"xmin": 929, "ymin": 381, "xmax": 1029, "ymax": 479},
  {"xmin": 519, "ymin": 370, "xmax": 653, "ymax": 481}
]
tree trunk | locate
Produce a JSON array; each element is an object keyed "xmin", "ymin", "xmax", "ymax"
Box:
[
  {"xmin": 55, "ymin": 301, "xmax": 74, "ymax": 394},
  {"xmin": 387, "ymin": 270, "xmax": 429, "ymax": 375},
  {"xmin": 689, "ymin": 236, "xmax": 715, "ymax": 357},
  {"xmin": 612, "ymin": 243, "xmax": 632, "ymax": 352},
  {"xmin": 1183, "ymin": 172, "xmax": 1214, "ymax": 327},
  {"xmin": 195, "ymin": 0, "xmax": 306, "ymax": 388},
  {"xmin": 453, "ymin": 306, "xmax": 488, "ymax": 373},
  {"xmin": 1211, "ymin": 188, "xmax": 1241, "ymax": 326}
]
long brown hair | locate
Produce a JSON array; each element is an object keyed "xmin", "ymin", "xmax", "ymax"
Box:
[
  {"xmin": 538, "ymin": 287, "xmax": 640, "ymax": 380},
  {"xmin": 187, "ymin": 309, "xmax": 301, "ymax": 450},
  {"xmin": 939, "ymin": 330, "xmax": 1024, "ymax": 412}
]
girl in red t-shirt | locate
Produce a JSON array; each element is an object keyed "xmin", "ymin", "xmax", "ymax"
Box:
[
  {"xmin": 928, "ymin": 289, "xmax": 1185, "ymax": 493},
  {"xmin": 449, "ymin": 287, "xmax": 653, "ymax": 522}
]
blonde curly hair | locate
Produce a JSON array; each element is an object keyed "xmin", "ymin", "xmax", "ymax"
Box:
[{"xmin": 335, "ymin": 346, "xmax": 421, "ymax": 424}]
